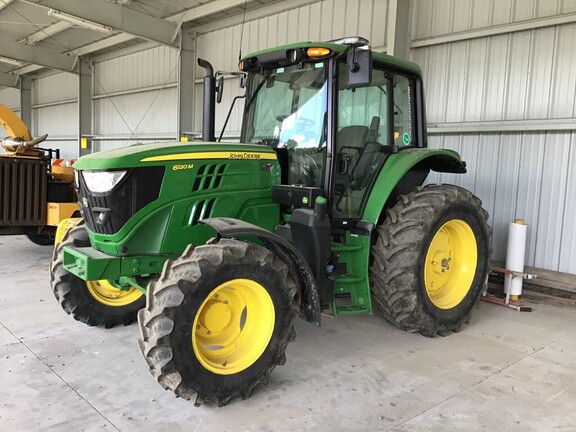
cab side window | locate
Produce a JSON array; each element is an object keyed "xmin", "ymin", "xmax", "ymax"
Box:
[{"xmin": 393, "ymin": 74, "xmax": 416, "ymax": 147}]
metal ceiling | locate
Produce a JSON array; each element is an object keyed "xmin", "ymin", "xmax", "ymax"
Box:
[{"xmin": 0, "ymin": 0, "xmax": 278, "ymax": 86}]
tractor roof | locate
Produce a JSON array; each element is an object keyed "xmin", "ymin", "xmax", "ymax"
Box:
[{"xmin": 242, "ymin": 40, "xmax": 422, "ymax": 77}]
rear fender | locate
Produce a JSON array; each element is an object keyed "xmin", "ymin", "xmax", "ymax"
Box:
[
  {"xmin": 201, "ymin": 217, "xmax": 321, "ymax": 326},
  {"xmin": 363, "ymin": 149, "xmax": 466, "ymax": 225}
]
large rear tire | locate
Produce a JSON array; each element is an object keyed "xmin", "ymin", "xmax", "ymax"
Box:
[
  {"xmin": 370, "ymin": 184, "xmax": 491, "ymax": 337},
  {"xmin": 138, "ymin": 239, "xmax": 299, "ymax": 407},
  {"xmin": 50, "ymin": 223, "xmax": 145, "ymax": 328}
]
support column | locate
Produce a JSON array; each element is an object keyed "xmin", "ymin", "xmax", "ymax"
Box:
[
  {"xmin": 386, "ymin": 0, "xmax": 411, "ymax": 59},
  {"xmin": 19, "ymin": 76, "xmax": 32, "ymax": 133},
  {"xmin": 78, "ymin": 58, "xmax": 93, "ymax": 157},
  {"xmin": 177, "ymin": 28, "xmax": 195, "ymax": 141}
]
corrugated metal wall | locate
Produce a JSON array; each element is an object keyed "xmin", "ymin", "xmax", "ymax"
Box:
[
  {"xmin": 412, "ymin": 0, "xmax": 576, "ymax": 273},
  {"xmin": 93, "ymin": 45, "xmax": 179, "ymax": 152},
  {"xmin": 0, "ymin": 87, "xmax": 19, "ymax": 116},
  {"xmin": 33, "ymin": 72, "xmax": 78, "ymax": 160}
]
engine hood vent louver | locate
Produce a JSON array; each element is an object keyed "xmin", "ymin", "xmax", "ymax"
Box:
[{"xmin": 192, "ymin": 163, "xmax": 228, "ymax": 192}]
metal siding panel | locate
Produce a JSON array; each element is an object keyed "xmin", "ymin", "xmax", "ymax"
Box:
[
  {"xmin": 504, "ymin": 32, "xmax": 530, "ymax": 120},
  {"xmin": 344, "ymin": 0, "xmax": 360, "ymax": 36},
  {"xmin": 512, "ymin": 0, "xmax": 536, "ymax": 21},
  {"xmin": 0, "ymin": 88, "xmax": 20, "ymax": 111},
  {"xmin": 559, "ymin": 132, "xmax": 576, "ymax": 273},
  {"xmin": 525, "ymin": 27, "xmax": 555, "ymax": 119},
  {"xmin": 371, "ymin": 0, "xmax": 387, "ymax": 49},
  {"xmin": 491, "ymin": 0, "xmax": 513, "ymax": 25},
  {"xmin": 452, "ymin": 0, "xmax": 472, "ymax": 33},
  {"xmin": 319, "ymin": 1, "xmax": 334, "ymax": 41},
  {"xmin": 430, "ymin": 0, "xmax": 452, "ymax": 37},
  {"xmin": 331, "ymin": 0, "xmax": 347, "ymax": 39},
  {"xmin": 425, "ymin": 44, "xmax": 450, "ymax": 123},
  {"xmin": 95, "ymin": 46, "xmax": 177, "ymax": 96},
  {"xmin": 549, "ymin": 24, "xmax": 576, "ymax": 118},
  {"xmin": 309, "ymin": 2, "xmax": 322, "ymax": 42},
  {"xmin": 536, "ymin": 0, "xmax": 560, "ymax": 17},
  {"xmin": 94, "ymin": 88, "xmax": 177, "ymax": 136},
  {"xmin": 34, "ymin": 73, "xmax": 78, "ymax": 105},
  {"xmin": 470, "ymin": 134, "xmax": 500, "ymax": 233},
  {"xmin": 444, "ymin": 41, "xmax": 468, "ymax": 122},
  {"xmin": 471, "ymin": 0, "xmax": 492, "ymax": 29},
  {"xmin": 561, "ymin": 0, "xmax": 576, "ymax": 12},
  {"xmin": 463, "ymin": 38, "xmax": 488, "ymax": 121},
  {"xmin": 491, "ymin": 134, "xmax": 521, "ymax": 261},
  {"xmin": 534, "ymin": 132, "xmax": 571, "ymax": 270},
  {"xmin": 482, "ymin": 35, "xmax": 509, "ymax": 121},
  {"xmin": 515, "ymin": 133, "xmax": 545, "ymax": 267}
]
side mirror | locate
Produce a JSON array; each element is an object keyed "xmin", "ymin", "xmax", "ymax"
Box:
[
  {"xmin": 347, "ymin": 49, "xmax": 372, "ymax": 88},
  {"xmin": 216, "ymin": 76, "xmax": 224, "ymax": 104}
]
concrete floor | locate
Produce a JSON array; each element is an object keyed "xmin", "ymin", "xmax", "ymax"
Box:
[{"xmin": 1, "ymin": 235, "xmax": 576, "ymax": 432}]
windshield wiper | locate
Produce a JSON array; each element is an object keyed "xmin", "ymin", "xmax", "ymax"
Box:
[{"xmin": 245, "ymin": 68, "xmax": 275, "ymax": 111}]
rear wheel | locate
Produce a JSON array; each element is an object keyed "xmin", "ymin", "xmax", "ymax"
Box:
[
  {"xmin": 370, "ymin": 184, "xmax": 491, "ymax": 336},
  {"xmin": 50, "ymin": 223, "xmax": 145, "ymax": 328},
  {"xmin": 138, "ymin": 239, "xmax": 299, "ymax": 406}
]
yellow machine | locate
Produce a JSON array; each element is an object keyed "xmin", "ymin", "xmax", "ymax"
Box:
[{"xmin": 0, "ymin": 103, "xmax": 78, "ymax": 245}]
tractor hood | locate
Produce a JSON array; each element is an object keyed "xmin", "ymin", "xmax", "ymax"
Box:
[{"xmin": 73, "ymin": 141, "xmax": 277, "ymax": 171}]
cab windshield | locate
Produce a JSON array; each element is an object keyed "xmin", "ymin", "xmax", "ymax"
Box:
[{"xmin": 242, "ymin": 62, "xmax": 328, "ymax": 186}]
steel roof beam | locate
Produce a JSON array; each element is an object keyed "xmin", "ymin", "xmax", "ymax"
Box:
[
  {"xmin": 32, "ymin": 0, "xmax": 180, "ymax": 47},
  {"xmin": 0, "ymin": 38, "xmax": 77, "ymax": 72},
  {"xmin": 0, "ymin": 0, "xmax": 14, "ymax": 12},
  {"xmin": 21, "ymin": 21, "xmax": 73, "ymax": 45},
  {"xmin": 12, "ymin": 0, "xmax": 289, "ymax": 76},
  {"xmin": 0, "ymin": 71, "xmax": 19, "ymax": 88}
]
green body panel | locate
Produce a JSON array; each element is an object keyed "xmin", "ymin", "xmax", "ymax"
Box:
[
  {"xmin": 363, "ymin": 148, "xmax": 463, "ymax": 224},
  {"xmin": 330, "ymin": 148, "xmax": 465, "ymax": 312},
  {"xmin": 73, "ymin": 141, "xmax": 277, "ymax": 170},
  {"xmin": 332, "ymin": 233, "xmax": 372, "ymax": 315},
  {"xmin": 64, "ymin": 142, "xmax": 282, "ymax": 282}
]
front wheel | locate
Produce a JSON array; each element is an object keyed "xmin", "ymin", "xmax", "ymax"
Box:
[
  {"xmin": 138, "ymin": 239, "xmax": 299, "ymax": 406},
  {"xmin": 50, "ymin": 223, "xmax": 145, "ymax": 328},
  {"xmin": 370, "ymin": 184, "xmax": 491, "ymax": 337}
]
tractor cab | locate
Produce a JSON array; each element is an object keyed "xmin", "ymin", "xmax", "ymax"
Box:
[{"xmin": 235, "ymin": 37, "xmax": 425, "ymax": 221}]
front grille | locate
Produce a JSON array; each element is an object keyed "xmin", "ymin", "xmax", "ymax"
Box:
[
  {"xmin": 78, "ymin": 166, "xmax": 165, "ymax": 235},
  {"xmin": 0, "ymin": 157, "xmax": 47, "ymax": 226}
]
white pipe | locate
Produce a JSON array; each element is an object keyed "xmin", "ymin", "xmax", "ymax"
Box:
[{"xmin": 503, "ymin": 219, "xmax": 528, "ymax": 298}]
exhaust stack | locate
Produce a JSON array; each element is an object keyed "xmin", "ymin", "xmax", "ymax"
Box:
[{"xmin": 197, "ymin": 58, "xmax": 216, "ymax": 142}]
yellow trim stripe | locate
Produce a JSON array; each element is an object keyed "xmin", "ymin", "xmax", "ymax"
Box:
[{"xmin": 141, "ymin": 151, "xmax": 277, "ymax": 162}]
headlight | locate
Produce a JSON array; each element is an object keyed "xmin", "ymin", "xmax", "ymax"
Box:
[{"xmin": 82, "ymin": 170, "xmax": 127, "ymax": 194}]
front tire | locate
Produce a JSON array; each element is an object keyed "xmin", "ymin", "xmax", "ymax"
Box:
[
  {"xmin": 370, "ymin": 184, "xmax": 491, "ymax": 337},
  {"xmin": 138, "ymin": 239, "xmax": 299, "ymax": 406},
  {"xmin": 50, "ymin": 223, "xmax": 145, "ymax": 328}
]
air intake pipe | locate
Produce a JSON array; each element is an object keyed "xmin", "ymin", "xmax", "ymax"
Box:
[
  {"xmin": 2, "ymin": 133, "xmax": 48, "ymax": 152},
  {"xmin": 197, "ymin": 58, "xmax": 216, "ymax": 142}
]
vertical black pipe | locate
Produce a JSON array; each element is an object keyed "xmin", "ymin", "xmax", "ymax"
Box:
[{"xmin": 197, "ymin": 58, "xmax": 216, "ymax": 142}]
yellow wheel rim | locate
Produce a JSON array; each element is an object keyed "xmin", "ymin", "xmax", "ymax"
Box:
[
  {"xmin": 86, "ymin": 280, "xmax": 144, "ymax": 307},
  {"xmin": 424, "ymin": 219, "xmax": 477, "ymax": 309},
  {"xmin": 192, "ymin": 279, "xmax": 275, "ymax": 375}
]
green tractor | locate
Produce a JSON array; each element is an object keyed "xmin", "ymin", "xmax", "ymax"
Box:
[{"xmin": 50, "ymin": 37, "xmax": 491, "ymax": 406}]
